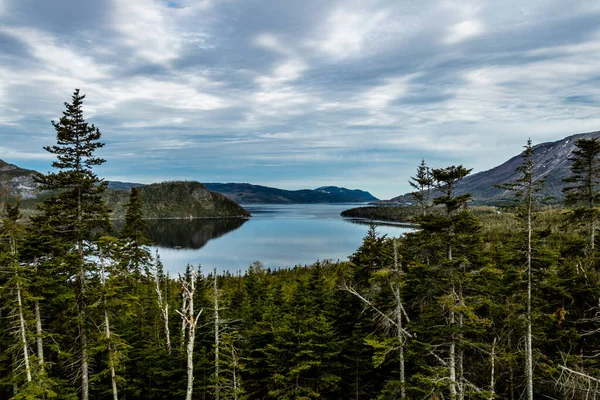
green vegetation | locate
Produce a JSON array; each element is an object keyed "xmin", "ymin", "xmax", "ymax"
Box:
[
  {"xmin": 104, "ymin": 181, "xmax": 250, "ymax": 219},
  {"xmin": 3, "ymin": 91, "xmax": 600, "ymax": 399}
]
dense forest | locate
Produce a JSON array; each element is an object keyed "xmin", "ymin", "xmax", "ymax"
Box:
[{"xmin": 3, "ymin": 91, "xmax": 600, "ymax": 400}]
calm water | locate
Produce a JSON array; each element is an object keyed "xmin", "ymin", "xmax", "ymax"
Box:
[{"xmin": 148, "ymin": 204, "xmax": 413, "ymax": 274}]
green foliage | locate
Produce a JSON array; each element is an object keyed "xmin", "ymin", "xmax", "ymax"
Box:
[{"xmin": 409, "ymin": 158, "xmax": 434, "ymax": 215}]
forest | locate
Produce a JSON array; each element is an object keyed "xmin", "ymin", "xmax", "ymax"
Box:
[{"xmin": 2, "ymin": 91, "xmax": 600, "ymax": 400}]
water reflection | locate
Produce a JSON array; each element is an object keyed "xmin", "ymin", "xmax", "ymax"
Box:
[{"xmin": 113, "ymin": 218, "xmax": 248, "ymax": 249}]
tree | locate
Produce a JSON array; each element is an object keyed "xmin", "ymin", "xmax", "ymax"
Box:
[
  {"xmin": 177, "ymin": 266, "xmax": 202, "ymax": 400},
  {"xmin": 409, "ymin": 159, "xmax": 434, "ymax": 215},
  {"xmin": 120, "ymin": 187, "xmax": 152, "ymax": 275},
  {"xmin": 497, "ymin": 139, "xmax": 544, "ymax": 400},
  {"xmin": 410, "ymin": 164, "xmax": 483, "ymax": 399},
  {"xmin": 36, "ymin": 89, "xmax": 110, "ymax": 400},
  {"xmin": 562, "ymin": 137, "xmax": 600, "ymax": 259}
]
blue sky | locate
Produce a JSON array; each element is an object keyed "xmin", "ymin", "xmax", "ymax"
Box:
[{"xmin": 1, "ymin": 0, "xmax": 600, "ymax": 199}]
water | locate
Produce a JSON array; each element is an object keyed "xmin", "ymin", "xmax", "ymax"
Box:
[{"xmin": 148, "ymin": 204, "xmax": 413, "ymax": 274}]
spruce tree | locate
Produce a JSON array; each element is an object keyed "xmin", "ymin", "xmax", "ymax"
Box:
[
  {"xmin": 562, "ymin": 137, "xmax": 600, "ymax": 260},
  {"xmin": 409, "ymin": 159, "xmax": 434, "ymax": 215},
  {"xmin": 120, "ymin": 187, "xmax": 152, "ymax": 275},
  {"xmin": 497, "ymin": 139, "xmax": 544, "ymax": 400},
  {"xmin": 36, "ymin": 89, "xmax": 110, "ymax": 400}
]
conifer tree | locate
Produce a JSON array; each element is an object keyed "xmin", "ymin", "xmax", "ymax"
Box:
[
  {"xmin": 497, "ymin": 139, "xmax": 544, "ymax": 400},
  {"xmin": 36, "ymin": 89, "xmax": 110, "ymax": 400},
  {"xmin": 121, "ymin": 187, "xmax": 152, "ymax": 275},
  {"xmin": 562, "ymin": 137, "xmax": 600, "ymax": 259},
  {"xmin": 0, "ymin": 202, "xmax": 32, "ymax": 386},
  {"xmin": 409, "ymin": 159, "xmax": 434, "ymax": 215},
  {"xmin": 410, "ymin": 164, "xmax": 481, "ymax": 399}
]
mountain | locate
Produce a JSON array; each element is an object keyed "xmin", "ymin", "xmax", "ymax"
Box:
[
  {"xmin": 0, "ymin": 159, "xmax": 41, "ymax": 200},
  {"xmin": 382, "ymin": 130, "xmax": 600, "ymax": 205},
  {"xmin": 104, "ymin": 181, "xmax": 250, "ymax": 219},
  {"xmin": 107, "ymin": 181, "xmax": 143, "ymax": 190},
  {"xmin": 0, "ymin": 159, "xmax": 249, "ymax": 218},
  {"xmin": 203, "ymin": 183, "xmax": 378, "ymax": 204}
]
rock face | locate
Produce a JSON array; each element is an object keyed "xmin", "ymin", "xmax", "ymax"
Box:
[
  {"xmin": 384, "ymin": 130, "xmax": 600, "ymax": 205},
  {"xmin": 0, "ymin": 159, "xmax": 41, "ymax": 199},
  {"xmin": 203, "ymin": 183, "xmax": 378, "ymax": 204}
]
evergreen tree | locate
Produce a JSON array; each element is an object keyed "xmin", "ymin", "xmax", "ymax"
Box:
[
  {"xmin": 497, "ymin": 139, "xmax": 544, "ymax": 400},
  {"xmin": 120, "ymin": 187, "xmax": 152, "ymax": 275},
  {"xmin": 35, "ymin": 89, "xmax": 110, "ymax": 400},
  {"xmin": 409, "ymin": 159, "xmax": 434, "ymax": 216},
  {"xmin": 562, "ymin": 137, "xmax": 600, "ymax": 260}
]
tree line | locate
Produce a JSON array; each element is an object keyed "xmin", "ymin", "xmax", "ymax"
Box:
[{"xmin": 2, "ymin": 90, "xmax": 600, "ymax": 399}]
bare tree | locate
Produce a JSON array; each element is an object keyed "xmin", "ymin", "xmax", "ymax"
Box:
[
  {"xmin": 340, "ymin": 239, "xmax": 412, "ymax": 399},
  {"xmin": 154, "ymin": 254, "xmax": 171, "ymax": 354},
  {"xmin": 214, "ymin": 267, "xmax": 221, "ymax": 400},
  {"xmin": 99, "ymin": 251, "xmax": 119, "ymax": 400},
  {"xmin": 177, "ymin": 268, "xmax": 202, "ymax": 400}
]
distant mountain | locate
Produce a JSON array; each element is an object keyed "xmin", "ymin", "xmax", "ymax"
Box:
[
  {"xmin": 0, "ymin": 159, "xmax": 249, "ymax": 218},
  {"xmin": 0, "ymin": 159, "xmax": 41, "ymax": 200},
  {"xmin": 203, "ymin": 183, "xmax": 378, "ymax": 204},
  {"xmin": 381, "ymin": 130, "xmax": 600, "ymax": 205},
  {"xmin": 104, "ymin": 181, "xmax": 250, "ymax": 219},
  {"xmin": 107, "ymin": 181, "xmax": 143, "ymax": 190}
]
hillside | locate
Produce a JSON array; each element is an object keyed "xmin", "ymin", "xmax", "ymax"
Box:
[
  {"xmin": 0, "ymin": 159, "xmax": 41, "ymax": 200},
  {"xmin": 203, "ymin": 183, "xmax": 378, "ymax": 204},
  {"xmin": 104, "ymin": 181, "xmax": 250, "ymax": 219},
  {"xmin": 381, "ymin": 130, "xmax": 600, "ymax": 205}
]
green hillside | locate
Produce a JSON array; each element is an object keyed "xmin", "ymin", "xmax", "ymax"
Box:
[{"xmin": 104, "ymin": 181, "xmax": 250, "ymax": 219}]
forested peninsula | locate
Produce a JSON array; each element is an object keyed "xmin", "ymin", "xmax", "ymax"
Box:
[{"xmin": 3, "ymin": 91, "xmax": 600, "ymax": 400}]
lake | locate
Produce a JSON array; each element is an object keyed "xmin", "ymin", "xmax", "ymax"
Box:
[{"xmin": 146, "ymin": 204, "xmax": 413, "ymax": 274}]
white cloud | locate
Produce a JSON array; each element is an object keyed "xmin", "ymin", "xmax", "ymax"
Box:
[
  {"xmin": 111, "ymin": 0, "xmax": 181, "ymax": 64},
  {"xmin": 444, "ymin": 20, "xmax": 484, "ymax": 44},
  {"xmin": 361, "ymin": 75, "xmax": 419, "ymax": 110},
  {"xmin": 308, "ymin": 7, "xmax": 392, "ymax": 60},
  {"xmin": 1, "ymin": 27, "xmax": 111, "ymax": 81},
  {"xmin": 254, "ymin": 33, "xmax": 292, "ymax": 55},
  {"xmin": 255, "ymin": 59, "xmax": 308, "ymax": 87}
]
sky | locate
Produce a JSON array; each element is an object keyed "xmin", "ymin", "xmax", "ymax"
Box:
[{"xmin": 1, "ymin": 0, "xmax": 600, "ymax": 199}]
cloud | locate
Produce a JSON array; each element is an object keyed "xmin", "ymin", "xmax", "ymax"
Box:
[
  {"xmin": 2, "ymin": 0, "xmax": 600, "ymax": 199},
  {"xmin": 445, "ymin": 20, "xmax": 485, "ymax": 44},
  {"xmin": 111, "ymin": 0, "xmax": 181, "ymax": 65},
  {"xmin": 306, "ymin": 6, "xmax": 396, "ymax": 60}
]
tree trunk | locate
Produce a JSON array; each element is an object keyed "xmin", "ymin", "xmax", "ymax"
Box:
[
  {"xmin": 489, "ymin": 337, "xmax": 496, "ymax": 400},
  {"xmin": 393, "ymin": 239, "xmax": 406, "ymax": 400},
  {"xmin": 33, "ymin": 258, "xmax": 45, "ymax": 370},
  {"xmin": 449, "ymin": 305, "xmax": 457, "ymax": 400},
  {"xmin": 79, "ymin": 257, "xmax": 89, "ymax": 400},
  {"xmin": 155, "ymin": 271, "xmax": 171, "ymax": 354},
  {"xmin": 105, "ymin": 309, "xmax": 118, "ymax": 400},
  {"xmin": 177, "ymin": 271, "xmax": 200, "ymax": 400},
  {"xmin": 16, "ymin": 279, "xmax": 32, "ymax": 383},
  {"xmin": 214, "ymin": 268, "xmax": 220, "ymax": 400},
  {"xmin": 525, "ymin": 196, "xmax": 534, "ymax": 400},
  {"xmin": 34, "ymin": 300, "xmax": 44, "ymax": 368},
  {"xmin": 101, "ymin": 257, "xmax": 119, "ymax": 400}
]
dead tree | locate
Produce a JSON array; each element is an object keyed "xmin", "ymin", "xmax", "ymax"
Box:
[
  {"xmin": 213, "ymin": 267, "xmax": 221, "ymax": 400},
  {"xmin": 177, "ymin": 269, "xmax": 202, "ymax": 400},
  {"xmin": 154, "ymin": 255, "xmax": 171, "ymax": 354},
  {"xmin": 340, "ymin": 239, "xmax": 412, "ymax": 399}
]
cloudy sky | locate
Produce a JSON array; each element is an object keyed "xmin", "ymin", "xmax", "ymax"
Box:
[{"xmin": 1, "ymin": 0, "xmax": 600, "ymax": 199}]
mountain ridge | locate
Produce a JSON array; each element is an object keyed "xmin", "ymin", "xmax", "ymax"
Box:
[
  {"xmin": 202, "ymin": 182, "xmax": 378, "ymax": 204},
  {"xmin": 380, "ymin": 130, "xmax": 600, "ymax": 205}
]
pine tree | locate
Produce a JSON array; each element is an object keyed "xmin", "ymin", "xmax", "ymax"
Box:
[
  {"xmin": 410, "ymin": 164, "xmax": 481, "ymax": 399},
  {"xmin": 36, "ymin": 89, "xmax": 110, "ymax": 400},
  {"xmin": 562, "ymin": 137, "xmax": 600, "ymax": 261},
  {"xmin": 497, "ymin": 139, "xmax": 544, "ymax": 400},
  {"xmin": 409, "ymin": 159, "xmax": 434, "ymax": 215},
  {"xmin": 120, "ymin": 187, "xmax": 152, "ymax": 275}
]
